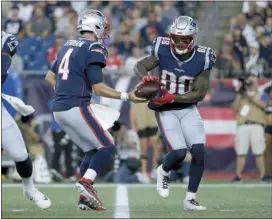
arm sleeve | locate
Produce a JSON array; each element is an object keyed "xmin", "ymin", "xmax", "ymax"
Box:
[
  {"xmin": 204, "ymin": 48, "xmax": 217, "ymax": 71},
  {"xmin": 86, "ymin": 64, "xmax": 103, "ymax": 85},
  {"xmin": 86, "ymin": 43, "xmax": 108, "ymax": 68},
  {"xmin": 1, "ymin": 54, "xmax": 11, "ymax": 83},
  {"xmin": 50, "ymin": 60, "xmax": 58, "ymax": 74},
  {"xmin": 1, "ymin": 54, "xmax": 11, "ymax": 74}
]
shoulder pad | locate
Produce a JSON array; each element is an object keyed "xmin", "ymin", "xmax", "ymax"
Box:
[
  {"xmin": 195, "ymin": 45, "xmax": 216, "ymax": 71},
  {"xmin": 88, "ymin": 42, "xmax": 108, "ymax": 58},
  {"xmin": 151, "ymin": 36, "xmax": 170, "ymax": 59},
  {"xmin": 2, "ymin": 33, "xmax": 19, "ymax": 57}
]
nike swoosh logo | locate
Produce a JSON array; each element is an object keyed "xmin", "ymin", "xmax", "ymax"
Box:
[{"xmin": 10, "ymin": 37, "xmax": 15, "ymax": 40}]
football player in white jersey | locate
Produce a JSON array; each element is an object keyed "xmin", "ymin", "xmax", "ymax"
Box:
[{"xmin": 2, "ymin": 31, "xmax": 51, "ymax": 209}]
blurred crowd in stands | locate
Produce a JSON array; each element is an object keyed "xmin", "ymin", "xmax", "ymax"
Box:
[
  {"xmin": 215, "ymin": 1, "xmax": 272, "ymax": 78},
  {"xmin": 2, "ymin": 1, "xmax": 198, "ymax": 73}
]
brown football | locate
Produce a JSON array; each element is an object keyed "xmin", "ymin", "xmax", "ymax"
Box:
[{"xmin": 135, "ymin": 82, "xmax": 161, "ymax": 100}]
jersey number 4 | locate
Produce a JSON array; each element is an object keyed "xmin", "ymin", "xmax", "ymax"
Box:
[{"xmin": 58, "ymin": 48, "xmax": 73, "ymax": 80}]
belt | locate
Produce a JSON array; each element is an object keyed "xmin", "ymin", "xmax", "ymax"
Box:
[{"xmin": 243, "ymin": 121, "xmax": 264, "ymax": 127}]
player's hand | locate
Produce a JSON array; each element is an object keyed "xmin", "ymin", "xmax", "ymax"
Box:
[
  {"xmin": 142, "ymin": 76, "xmax": 160, "ymax": 83},
  {"xmin": 151, "ymin": 88, "xmax": 175, "ymax": 105},
  {"xmin": 128, "ymin": 89, "xmax": 148, "ymax": 103}
]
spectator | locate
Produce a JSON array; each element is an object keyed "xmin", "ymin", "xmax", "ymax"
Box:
[
  {"xmin": 10, "ymin": 54, "xmax": 23, "ymax": 72},
  {"xmin": 265, "ymin": 17, "xmax": 272, "ymax": 34},
  {"xmin": 259, "ymin": 31, "xmax": 272, "ymax": 74},
  {"xmin": 236, "ymin": 13, "xmax": 257, "ymax": 45},
  {"xmin": 215, "ymin": 42, "xmax": 241, "ymax": 76},
  {"xmin": 245, "ymin": 41, "xmax": 268, "ymax": 76},
  {"xmin": 130, "ymin": 102, "xmax": 160, "ymax": 179},
  {"xmin": 139, "ymin": 10, "xmax": 164, "ymax": 47},
  {"xmin": 232, "ymin": 73, "xmax": 269, "ymax": 182},
  {"xmin": 3, "ymin": 6, "xmax": 24, "ymax": 36},
  {"xmin": 161, "ymin": 1, "xmax": 179, "ymax": 25},
  {"xmin": 104, "ymin": 121, "xmax": 149, "ymax": 183},
  {"xmin": 67, "ymin": 11, "xmax": 78, "ymax": 40},
  {"xmin": 50, "ymin": 122, "xmax": 75, "ymax": 182},
  {"xmin": 70, "ymin": 1, "xmax": 87, "ymax": 14},
  {"xmin": 116, "ymin": 32, "xmax": 135, "ymax": 57},
  {"xmin": 48, "ymin": 34, "xmax": 66, "ymax": 64},
  {"xmin": 26, "ymin": 6, "xmax": 53, "ymax": 38},
  {"xmin": 124, "ymin": 46, "xmax": 142, "ymax": 76},
  {"xmin": 232, "ymin": 25, "xmax": 248, "ymax": 70},
  {"xmin": 104, "ymin": 45, "xmax": 124, "ymax": 75},
  {"xmin": 55, "ymin": 9, "xmax": 76, "ymax": 39},
  {"xmin": 102, "ymin": 47, "xmax": 138, "ymax": 127},
  {"xmin": 17, "ymin": 1, "xmax": 34, "ymax": 23}
]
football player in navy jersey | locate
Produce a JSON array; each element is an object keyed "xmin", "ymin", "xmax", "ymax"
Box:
[
  {"xmin": 45, "ymin": 9, "xmax": 145, "ymax": 211},
  {"xmin": 2, "ymin": 31, "xmax": 51, "ymax": 209},
  {"xmin": 134, "ymin": 16, "xmax": 217, "ymax": 211}
]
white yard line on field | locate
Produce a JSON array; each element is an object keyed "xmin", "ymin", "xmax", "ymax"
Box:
[
  {"xmin": 2, "ymin": 183, "xmax": 271, "ymax": 188},
  {"xmin": 114, "ymin": 184, "xmax": 130, "ymax": 218}
]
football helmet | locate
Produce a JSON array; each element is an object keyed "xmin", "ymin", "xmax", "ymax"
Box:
[
  {"xmin": 77, "ymin": 9, "xmax": 109, "ymax": 40},
  {"xmin": 169, "ymin": 16, "xmax": 198, "ymax": 55}
]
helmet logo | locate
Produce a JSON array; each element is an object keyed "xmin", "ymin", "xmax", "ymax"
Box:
[{"xmin": 190, "ymin": 20, "xmax": 196, "ymax": 27}]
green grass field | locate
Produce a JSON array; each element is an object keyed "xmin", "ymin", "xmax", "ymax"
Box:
[{"xmin": 2, "ymin": 180, "xmax": 272, "ymax": 218}]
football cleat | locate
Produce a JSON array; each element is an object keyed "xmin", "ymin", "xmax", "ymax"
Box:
[
  {"xmin": 75, "ymin": 180, "xmax": 106, "ymax": 211},
  {"xmin": 78, "ymin": 195, "xmax": 106, "ymax": 211},
  {"xmin": 232, "ymin": 176, "xmax": 241, "ymax": 182},
  {"xmin": 156, "ymin": 165, "xmax": 170, "ymax": 198},
  {"xmin": 24, "ymin": 188, "xmax": 51, "ymax": 209},
  {"xmin": 184, "ymin": 199, "xmax": 207, "ymax": 211}
]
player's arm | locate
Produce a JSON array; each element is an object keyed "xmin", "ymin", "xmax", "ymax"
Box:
[
  {"xmin": 134, "ymin": 37, "xmax": 160, "ymax": 82},
  {"xmin": 134, "ymin": 55, "xmax": 159, "ymax": 78},
  {"xmin": 88, "ymin": 44, "xmax": 146, "ymax": 103},
  {"xmin": 88, "ymin": 64, "xmax": 146, "ymax": 103},
  {"xmin": 45, "ymin": 61, "xmax": 57, "ymax": 88},
  {"xmin": 174, "ymin": 70, "xmax": 211, "ymax": 103},
  {"xmin": 1, "ymin": 52, "xmax": 12, "ymax": 83}
]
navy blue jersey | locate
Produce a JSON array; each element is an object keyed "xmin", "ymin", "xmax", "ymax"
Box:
[
  {"xmin": 149, "ymin": 36, "xmax": 216, "ymax": 111},
  {"xmin": 51, "ymin": 38, "xmax": 107, "ymax": 112},
  {"xmin": 1, "ymin": 32, "xmax": 19, "ymax": 84}
]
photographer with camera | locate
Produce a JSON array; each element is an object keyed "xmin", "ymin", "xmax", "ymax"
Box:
[
  {"xmin": 104, "ymin": 121, "xmax": 150, "ymax": 183},
  {"xmin": 232, "ymin": 72, "xmax": 270, "ymax": 182}
]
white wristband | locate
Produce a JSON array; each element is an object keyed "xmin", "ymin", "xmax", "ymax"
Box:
[{"xmin": 120, "ymin": 92, "xmax": 129, "ymax": 101}]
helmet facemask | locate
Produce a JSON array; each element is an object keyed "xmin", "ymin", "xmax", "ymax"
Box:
[{"xmin": 169, "ymin": 34, "xmax": 196, "ymax": 55}]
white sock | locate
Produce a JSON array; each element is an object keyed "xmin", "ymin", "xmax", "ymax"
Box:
[
  {"xmin": 22, "ymin": 177, "xmax": 35, "ymax": 192},
  {"xmin": 160, "ymin": 165, "xmax": 170, "ymax": 176},
  {"xmin": 83, "ymin": 169, "xmax": 97, "ymax": 181},
  {"xmin": 186, "ymin": 191, "xmax": 196, "ymax": 200}
]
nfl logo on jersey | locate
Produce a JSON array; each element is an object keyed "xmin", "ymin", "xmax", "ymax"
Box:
[{"xmin": 177, "ymin": 61, "xmax": 183, "ymax": 67}]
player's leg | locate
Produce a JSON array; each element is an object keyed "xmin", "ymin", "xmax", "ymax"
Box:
[
  {"xmin": 179, "ymin": 106, "xmax": 206, "ymax": 210},
  {"xmin": 155, "ymin": 111, "xmax": 187, "ymax": 198},
  {"xmin": 77, "ymin": 148, "xmax": 98, "ymax": 211},
  {"xmin": 54, "ymin": 106, "xmax": 115, "ymax": 210},
  {"xmin": 2, "ymin": 108, "xmax": 51, "ymax": 209}
]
